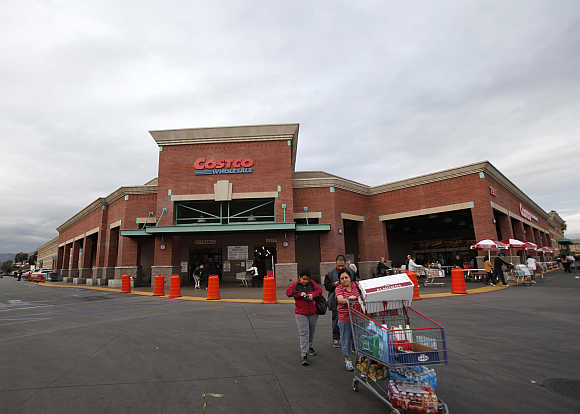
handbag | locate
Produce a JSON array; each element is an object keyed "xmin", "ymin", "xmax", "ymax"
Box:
[{"xmin": 315, "ymin": 295, "xmax": 328, "ymax": 315}]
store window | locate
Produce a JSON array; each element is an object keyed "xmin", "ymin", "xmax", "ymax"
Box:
[{"xmin": 174, "ymin": 198, "xmax": 275, "ymax": 225}]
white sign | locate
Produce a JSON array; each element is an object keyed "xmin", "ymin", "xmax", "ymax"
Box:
[
  {"xmin": 223, "ymin": 261, "xmax": 231, "ymax": 272},
  {"xmin": 228, "ymin": 245, "xmax": 248, "ymax": 260},
  {"xmin": 520, "ymin": 203, "xmax": 539, "ymax": 222},
  {"xmin": 180, "ymin": 261, "xmax": 188, "ymax": 272}
]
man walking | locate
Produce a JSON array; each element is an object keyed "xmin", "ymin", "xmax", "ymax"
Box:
[
  {"xmin": 324, "ymin": 255, "xmax": 355, "ymax": 348},
  {"xmin": 493, "ymin": 253, "xmax": 512, "ymax": 287}
]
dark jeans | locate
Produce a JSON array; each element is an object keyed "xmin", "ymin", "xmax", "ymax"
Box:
[
  {"xmin": 494, "ymin": 271, "xmax": 507, "ymax": 285},
  {"xmin": 563, "ymin": 263, "xmax": 571, "ymax": 273},
  {"xmin": 332, "ymin": 310, "xmax": 340, "ymax": 341}
]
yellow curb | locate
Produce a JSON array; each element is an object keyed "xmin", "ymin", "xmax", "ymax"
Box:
[{"xmin": 35, "ymin": 281, "xmax": 510, "ymax": 303}]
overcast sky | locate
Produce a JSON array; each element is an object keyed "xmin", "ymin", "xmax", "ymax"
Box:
[{"xmin": 1, "ymin": 0, "xmax": 579, "ymax": 253}]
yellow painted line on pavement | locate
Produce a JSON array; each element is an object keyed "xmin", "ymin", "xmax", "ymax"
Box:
[{"xmin": 35, "ymin": 280, "xmax": 512, "ymax": 303}]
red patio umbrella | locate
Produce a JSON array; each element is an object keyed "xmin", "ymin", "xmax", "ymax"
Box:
[{"xmin": 470, "ymin": 239, "xmax": 508, "ymax": 260}]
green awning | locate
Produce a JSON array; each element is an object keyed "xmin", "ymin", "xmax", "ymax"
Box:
[
  {"xmin": 120, "ymin": 229, "xmax": 152, "ymax": 237},
  {"xmin": 296, "ymin": 224, "xmax": 331, "ymax": 232},
  {"xmin": 557, "ymin": 238, "xmax": 573, "ymax": 245},
  {"xmin": 141, "ymin": 222, "xmax": 296, "ymax": 234}
]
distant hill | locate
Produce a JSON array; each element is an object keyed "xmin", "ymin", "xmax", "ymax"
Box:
[{"xmin": 0, "ymin": 253, "xmax": 15, "ymax": 262}]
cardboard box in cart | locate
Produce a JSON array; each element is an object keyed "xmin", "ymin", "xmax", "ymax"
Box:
[{"xmin": 358, "ymin": 273, "xmax": 414, "ymax": 308}]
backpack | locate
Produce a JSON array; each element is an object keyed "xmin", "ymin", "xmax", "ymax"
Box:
[{"xmin": 314, "ymin": 295, "xmax": 328, "ymax": 315}]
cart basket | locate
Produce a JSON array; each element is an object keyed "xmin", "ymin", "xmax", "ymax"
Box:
[{"xmin": 349, "ymin": 302, "xmax": 448, "ymax": 367}]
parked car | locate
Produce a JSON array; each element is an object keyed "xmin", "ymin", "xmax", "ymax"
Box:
[{"xmin": 30, "ymin": 269, "xmax": 56, "ymax": 282}]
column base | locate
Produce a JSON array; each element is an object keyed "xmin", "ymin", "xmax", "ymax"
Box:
[
  {"xmin": 274, "ymin": 263, "xmax": 298, "ymax": 288},
  {"xmin": 73, "ymin": 278, "xmax": 86, "ymax": 285},
  {"xmin": 151, "ymin": 266, "xmax": 181, "ymax": 287},
  {"xmin": 114, "ymin": 266, "xmax": 138, "ymax": 279},
  {"xmin": 63, "ymin": 277, "xmax": 74, "ymax": 283},
  {"xmin": 79, "ymin": 268, "xmax": 92, "ymax": 278},
  {"xmin": 108, "ymin": 279, "xmax": 134, "ymax": 288}
]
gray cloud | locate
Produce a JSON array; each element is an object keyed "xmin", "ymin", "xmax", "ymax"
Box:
[{"xmin": 1, "ymin": 0, "xmax": 579, "ymax": 252}]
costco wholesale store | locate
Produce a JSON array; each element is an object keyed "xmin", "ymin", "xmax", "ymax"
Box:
[{"xmin": 46, "ymin": 124, "xmax": 565, "ymax": 288}]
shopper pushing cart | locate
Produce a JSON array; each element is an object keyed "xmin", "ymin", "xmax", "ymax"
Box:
[{"xmin": 348, "ymin": 273, "xmax": 450, "ymax": 413}]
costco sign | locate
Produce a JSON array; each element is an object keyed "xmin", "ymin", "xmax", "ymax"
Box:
[
  {"xmin": 194, "ymin": 157, "xmax": 254, "ymax": 176},
  {"xmin": 520, "ymin": 203, "xmax": 538, "ymax": 222}
]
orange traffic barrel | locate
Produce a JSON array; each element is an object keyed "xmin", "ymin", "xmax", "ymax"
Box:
[
  {"xmin": 408, "ymin": 271, "xmax": 422, "ymax": 301},
  {"xmin": 153, "ymin": 274, "xmax": 165, "ymax": 296},
  {"xmin": 121, "ymin": 274, "xmax": 131, "ymax": 293},
  {"xmin": 262, "ymin": 275, "xmax": 277, "ymax": 304},
  {"xmin": 168, "ymin": 274, "xmax": 181, "ymax": 298},
  {"xmin": 207, "ymin": 274, "xmax": 220, "ymax": 300},
  {"xmin": 451, "ymin": 268, "xmax": 467, "ymax": 294}
]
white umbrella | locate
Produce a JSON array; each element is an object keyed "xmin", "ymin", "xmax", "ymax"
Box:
[{"xmin": 470, "ymin": 239, "xmax": 508, "ymax": 260}]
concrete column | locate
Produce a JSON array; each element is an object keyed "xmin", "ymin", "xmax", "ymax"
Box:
[
  {"xmin": 56, "ymin": 246, "xmax": 64, "ymax": 270},
  {"xmin": 497, "ymin": 214, "xmax": 513, "ymax": 241},
  {"xmin": 114, "ymin": 236, "xmax": 139, "ymax": 279},
  {"xmin": 513, "ymin": 220, "xmax": 525, "ymax": 241},
  {"xmin": 471, "ymin": 203, "xmax": 497, "ymax": 241}
]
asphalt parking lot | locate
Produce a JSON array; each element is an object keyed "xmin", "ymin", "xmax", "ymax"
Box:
[{"xmin": 1, "ymin": 271, "xmax": 579, "ymax": 414}]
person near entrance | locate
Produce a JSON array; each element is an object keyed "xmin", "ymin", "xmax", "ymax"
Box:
[
  {"xmin": 407, "ymin": 255, "xmax": 421, "ymax": 272},
  {"xmin": 192, "ymin": 263, "xmax": 205, "ymax": 289},
  {"xmin": 376, "ymin": 257, "xmax": 390, "ymax": 277},
  {"xmin": 286, "ymin": 270, "xmax": 322, "ymax": 366},
  {"xmin": 484, "ymin": 256, "xmax": 494, "ymax": 285},
  {"xmin": 493, "ymin": 253, "xmax": 512, "ymax": 287},
  {"xmin": 247, "ymin": 262, "xmax": 260, "ymax": 287},
  {"xmin": 324, "ymin": 255, "xmax": 355, "ymax": 348}
]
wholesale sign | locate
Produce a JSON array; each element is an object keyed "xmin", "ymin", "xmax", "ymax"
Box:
[{"xmin": 194, "ymin": 157, "xmax": 254, "ymax": 176}]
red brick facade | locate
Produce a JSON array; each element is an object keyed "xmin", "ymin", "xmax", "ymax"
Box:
[{"xmin": 51, "ymin": 124, "xmax": 564, "ymax": 285}]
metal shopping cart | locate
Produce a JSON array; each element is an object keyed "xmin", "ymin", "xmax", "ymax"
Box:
[
  {"xmin": 349, "ymin": 299, "xmax": 449, "ymax": 413},
  {"xmin": 422, "ymin": 268, "xmax": 446, "ymax": 288},
  {"xmin": 508, "ymin": 265, "xmax": 533, "ymax": 286}
]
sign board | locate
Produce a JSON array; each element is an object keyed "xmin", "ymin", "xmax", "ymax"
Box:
[
  {"xmin": 228, "ymin": 246, "xmax": 248, "ymax": 260},
  {"xmin": 223, "ymin": 261, "xmax": 231, "ymax": 272},
  {"xmin": 520, "ymin": 203, "xmax": 539, "ymax": 222},
  {"xmin": 194, "ymin": 157, "xmax": 254, "ymax": 176},
  {"xmin": 180, "ymin": 261, "xmax": 188, "ymax": 273},
  {"xmin": 194, "ymin": 239, "xmax": 216, "ymax": 245},
  {"xmin": 265, "ymin": 238, "xmax": 277, "ymax": 244}
]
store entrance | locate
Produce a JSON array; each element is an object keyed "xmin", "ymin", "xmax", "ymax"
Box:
[
  {"xmin": 188, "ymin": 246, "xmax": 223, "ymax": 285},
  {"xmin": 385, "ymin": 209, "xmax": 477, "ymax": 268},
  {"xmin": 252, "ymin": 244, "xmax": 277, "ymax": 285}
]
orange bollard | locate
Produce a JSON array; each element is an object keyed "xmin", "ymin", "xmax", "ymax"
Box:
[
  {"xmin": 207, "ymin": 274, "xmax": 220, "ymax": 300},
  {"xmin": 451, "ymin": 268, "xmax": 467, "ymax": 294},
  {"xmin": 408, "ymin": 271, "xmax": 422, "ymax": 301},
  {"xmin": 168, "ymin": 274, "xmax": 181, "ymax": 298},
  {"xmin": 153, "ymin": 274, "xmax": 165, "ymax": 296},
  {"xmin": 262, "ymin": 275, "xmax": 277, "ymax": 304},
  {"xmin": 121, "ymin": 274, "xmax": 131, "ymax": 293}
]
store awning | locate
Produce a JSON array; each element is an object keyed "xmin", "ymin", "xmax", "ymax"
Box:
[
  {"xmin": 296, "ymin": 224, "xmax": 331, "ymax": 232},
  {"xmin": 121, "ymin": 222, "xmax": 295, "ymax": 236}
]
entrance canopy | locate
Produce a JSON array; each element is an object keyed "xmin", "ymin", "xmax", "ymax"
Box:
[{"xmin": 121, "ymin": 222, "xmax": 330, "ymax": 236}]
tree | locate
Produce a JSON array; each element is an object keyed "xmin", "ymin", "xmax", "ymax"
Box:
[
  {"xmin": 28, "ymin": 251, "xmax": 38, "ymax": 266},
  {"xmin": 1, "ymin": 260, "xmax": 13, "ymax": 274},
  {"xmin": 14, "ymin": 252, "xmax": 28, "ymax": 264}
]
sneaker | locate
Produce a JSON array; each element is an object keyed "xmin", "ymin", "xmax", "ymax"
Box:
[
  {"xmin": 489, "ymin": 282, "xmax": 495, "ymax": 286},
  {"xmin": 345, "ymin": 359, "xmax": 354, "ymax": 371},
  {"xmin": 301, "ymin": 355, "xmax": 310, "ymax": 366},
  {"xmin": 333, "ymin": 339, "xmax": 341, "ymax": 348},
  {"xmin": 308, "ymin": 347, "xmax": 317, "ymax": 356}
]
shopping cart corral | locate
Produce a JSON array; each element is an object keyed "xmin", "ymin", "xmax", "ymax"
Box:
[{"xmin": 350, "ymin": 275, "xmax": 449, "ymax": 413}]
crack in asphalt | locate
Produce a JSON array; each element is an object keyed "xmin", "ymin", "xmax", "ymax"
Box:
[{"xmin": 0, "ymin": 373, "xmax": 276, "ymax": 393}]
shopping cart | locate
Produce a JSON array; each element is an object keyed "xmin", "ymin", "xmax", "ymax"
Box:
[
  {"xmin": 422, "ymin": 268, "xmax": 446, "ymax": 288},
  {"xmin": 349, "ymin": 300, "xmax": 449, "ymax": 413},
  {"xmin": 509, "ymin": 265, "xmax": 533, "ymax": 286}
]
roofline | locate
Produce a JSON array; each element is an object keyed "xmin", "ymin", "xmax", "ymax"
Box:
[
  {"xmin": 294, "ymin": 161, "xmax": 554, "ymax": 221},
  {"xmin": 37, "ymin": 235, "xmax": 59, "ymax": 251},
  {"xmin": 149, "ymin": 123, "xmax": 300, "ymax": 170},
  {"xmin": 56, "ymin": 185, "xmax": 157, "ymax": 232}
]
